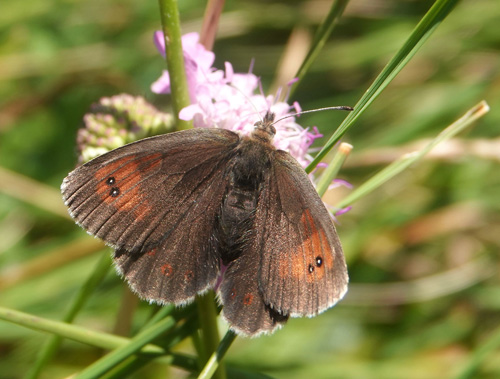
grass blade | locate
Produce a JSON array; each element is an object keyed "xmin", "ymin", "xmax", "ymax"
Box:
[
  {"xmin": 336, "ymin": 101, "xmax": 489, "ymax": 210},
  {"xmin": 307, "ymin": 0, "xmax": 461, "ymax": 173},
  {"xmin": 26, "ymin": 252, "xmax": 111, "ymax": 379}
]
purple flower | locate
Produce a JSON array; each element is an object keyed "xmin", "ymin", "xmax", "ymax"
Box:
[
  {"xmin": 151, "ymin": 32, "xmax": 326, "ymax": 169},
  {"xmin": 151, "ymin": 32, "xmax": 215, "ymax": 98}
]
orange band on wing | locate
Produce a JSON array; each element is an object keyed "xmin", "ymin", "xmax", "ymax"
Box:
[
  {"xmin": 95, "ymin": 154, "xmax": 162, "ymax": 219},
  {"xmin": 286, "ymin": 209, "xmax": 334, "ymax": 283}
]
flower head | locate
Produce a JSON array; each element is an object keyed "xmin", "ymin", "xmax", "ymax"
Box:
[
  {"xmin": 151, "ymin": 32, "xmax": 322, "ymax": 168},
  {"xmin": 77, "ymin": 94, "xmax": 174, "ymax": 163}
]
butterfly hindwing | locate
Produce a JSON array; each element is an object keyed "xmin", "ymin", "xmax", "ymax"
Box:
[
  {"xmin": 219, "ymin": 241, "xmax": 289, "ymax": 336},
  {"xmin": 256, "ymin": 150, "xmax": 348, "ymax": 317},
  {"xmin": 113, "ymin": 170, "xmax": 228, "ymax": 304}
]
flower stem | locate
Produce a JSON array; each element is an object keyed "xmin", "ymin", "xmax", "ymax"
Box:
[{"xmin": 157, "ymin": 0, "xmax": 192, "ymax": 130}]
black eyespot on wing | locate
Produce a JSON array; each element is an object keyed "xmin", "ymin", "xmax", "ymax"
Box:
[{"xmin": 316, "ymin": 256, "xmax": 323, "ymax": 267}]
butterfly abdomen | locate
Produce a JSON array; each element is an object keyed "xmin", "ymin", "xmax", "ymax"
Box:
[
  {"xmin": 217, "ymin": 137, "xmax": 273, "ymax": 265},
  {"xmin": 218, "ymin": 185, "xmax": 257, "ymax": 264}
]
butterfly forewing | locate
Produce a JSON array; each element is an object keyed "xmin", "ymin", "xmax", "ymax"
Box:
[
  {"xmin": 256, "ymin": 150, "xmax": 348, "ymax": 317},
  {"xmin": 62, "ymin": 129, "xmax": 239, "ymax": 252}
]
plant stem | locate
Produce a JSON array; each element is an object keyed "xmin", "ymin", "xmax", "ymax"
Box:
[
  {"xmin": 196, "ymin": 291, "xmax": 226, "ymax": 379},
  {"xmin": 197, "ymin": 330, "xmax": 236, "ymax": 379},
  {"xmin": 157, "ymin": 0, "xmax": 192, "ymax": 130}
]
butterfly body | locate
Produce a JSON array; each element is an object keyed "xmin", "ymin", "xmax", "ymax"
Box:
[
  {"xmin": 62, "ymin": 112, "xmax": 348, "ymax": 336},
  {"xmin": 218, "ymin": 122, "xmax": 275, "ymax": 264}
]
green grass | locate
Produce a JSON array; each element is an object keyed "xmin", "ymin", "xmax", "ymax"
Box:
[{"xmin": 1, "ymin": 0, "xmax": 499, "ymax": 378}]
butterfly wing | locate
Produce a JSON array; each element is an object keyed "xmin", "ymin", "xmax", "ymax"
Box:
[
  {"xmin": 219, "ymin": 148, "xmax": 347, "ymax": 335},
  {"xmin": 219, "ymin": 246, "xmax": 289, "ymax": 336},
  {"xmin": 62, "ymin": 128, "xmax": 240, "ymax": 304},
  {"xmin": 256, "ymin": 150, "xmax": 348, "ymax": 317}
]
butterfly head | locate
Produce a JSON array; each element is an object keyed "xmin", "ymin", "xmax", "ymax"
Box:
[{"xmin": 252, "ymin": 111, "xmax": 276, "ymax": 143}]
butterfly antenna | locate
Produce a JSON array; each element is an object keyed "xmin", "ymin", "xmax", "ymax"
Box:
[{"xmin": 271, "ymin": 105, "xmax": 354, "ymax": 126}]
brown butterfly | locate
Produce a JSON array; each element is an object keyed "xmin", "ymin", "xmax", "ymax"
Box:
[{"xmin": 61, "ymin": 111, "xmax": 348, "ymax": 336}]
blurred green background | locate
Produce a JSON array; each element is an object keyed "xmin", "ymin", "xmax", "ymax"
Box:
[{"xmin": 1, "ymin": 0, "xmax": 499, "ymax": 378}]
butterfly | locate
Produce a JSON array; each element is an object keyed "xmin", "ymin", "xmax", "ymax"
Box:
[{"xmin": 61, "ymin": 111, "xmax": 348, "ymax": 336}]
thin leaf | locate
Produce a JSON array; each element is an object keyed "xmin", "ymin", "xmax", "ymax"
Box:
[
  {"xmin": 316, "ymin": 142, "xmax": 352, "ymax": 197},
  {"xmin": 292, "ymin": 0, "xmax": 350, "ymax": 91},
  {"xmin": 307, "ymin": 0, "xmax": 461, "ymax": 173},
  {"xmin": 27, "ymin": 252, "xmax": 111, "ymax": 379},
  {"xmin": 335, "ymin": 101, "xmax": 489, "ymax": 210},
  {"xmin": 75, "ymin": 314, "xmax": 178, "ymax": 379},
  {"xmin": 197, "ymin": 330, "xmax": 237, "ymax": 379}
]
